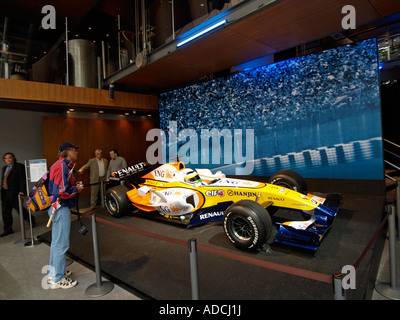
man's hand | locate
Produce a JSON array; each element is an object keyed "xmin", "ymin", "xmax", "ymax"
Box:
[{"xmin": 76, "ymin": 182, "xmax": 84, "ymax": 193}]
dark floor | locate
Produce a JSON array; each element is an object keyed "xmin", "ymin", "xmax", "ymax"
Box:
[
  {"xmin": 39, "ymin": 178, "xmax": 390, "ymax": 300},
  {"xmin": 1, "ymin": 178, "xmax": 398, "ymax": 301}
]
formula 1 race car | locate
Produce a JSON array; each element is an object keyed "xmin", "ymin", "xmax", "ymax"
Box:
[{"xmin": 104, "ymin": 161, "xmax": 341, "ymax": 251}]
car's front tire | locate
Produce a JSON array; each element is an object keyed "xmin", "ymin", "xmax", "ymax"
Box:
[
  {"xmin": 223, "ymin": 200, "xmax": 272, "ymax": 251},
  {"xmin": 105, "ymin": 185, "xmax": 131, "ymax": 218}
]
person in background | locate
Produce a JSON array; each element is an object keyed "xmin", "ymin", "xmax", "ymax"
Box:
[
  {"xmin": 78, "ymin": 149, "xmax": 108, "ymax": 211},
  {"xmin": 46, "ymin": 142, "xmax": 84, "ymax": 289},
  {"xmin": 1, "ymin": 152, "xmax": 35, "ymax": 237},
  {"xmin": 106, "ymin": 149, "xmax": 127, "ymax": 189}
]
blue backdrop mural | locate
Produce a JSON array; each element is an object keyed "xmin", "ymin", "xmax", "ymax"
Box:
[{"xmin": 158, "ymin": 38, "xmax": 383, "ymax": 179}]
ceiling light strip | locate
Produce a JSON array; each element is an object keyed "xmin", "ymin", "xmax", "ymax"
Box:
[{"xmin": 176, "ymin": 19, "xmax": 227, "ymax": 47}]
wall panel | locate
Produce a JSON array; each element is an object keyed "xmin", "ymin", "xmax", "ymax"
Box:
[{"xmin": 43, "ymin": 116, "xmax": 157, "ymax": 197}]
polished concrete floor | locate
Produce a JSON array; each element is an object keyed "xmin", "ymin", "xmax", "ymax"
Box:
[
  {"xmin": 0, "ymin": 209, "xmax": 141, "ymax": 300},
  {"xmin": 0, "ymin": 201, "xmax": 398, "ymax": 300}
]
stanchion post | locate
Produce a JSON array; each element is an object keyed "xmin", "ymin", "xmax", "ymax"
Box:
[
  {"xmin": 375, "ymin": 205, "xmax": 400, "ymax": 300},
  {"xmin": 333, "ymin": 273, "xmax": 346, "ymax": 300},
  {"xmin": 14, "ymin": 194, "xmax": 30, "ymax": 245},
  {"xmin": 101, "ymin": 180, "xmax": 105, "ymax": 208},
  {"xmin": 396, "ymin": 181, "xmax": 400, "ymax": 241},
  {"xmin": 188, "ymin": 238, "xmax": 200, "ymax": 300},
  {"xmin": 85, "ymin": 213, "xmax": 114, "ymax": 297},
  {"xmin": 24, "ymin": 207, "xmax": 39, "ymax": 247}
]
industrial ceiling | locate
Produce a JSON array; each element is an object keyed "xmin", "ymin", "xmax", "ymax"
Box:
[{"xmin": 1, "ymin": 0, "xmax": 400, "ymax": 102}]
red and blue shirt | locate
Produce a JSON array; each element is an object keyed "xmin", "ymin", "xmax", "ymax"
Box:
[{"xmin": 48, "ymin": 157, "xmax": 78, "ymax": 208}]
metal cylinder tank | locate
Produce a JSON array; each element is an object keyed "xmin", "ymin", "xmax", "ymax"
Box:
[{"xmin": 68, "ymin": 39, "xmax": 97, "ymax": 88}]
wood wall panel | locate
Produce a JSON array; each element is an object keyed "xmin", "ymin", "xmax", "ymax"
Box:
[
  {"xmin": 0, "ymin": 78, "xmax": 158, "ymax": 112},
  {"xmin": 42, "ymin": 116, "xmax": 158, "ymax": 197}
]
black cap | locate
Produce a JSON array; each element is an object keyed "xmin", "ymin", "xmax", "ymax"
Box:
[{"xmin": 59, "ymin": 142, "xmax": 79, "ymax": 152}]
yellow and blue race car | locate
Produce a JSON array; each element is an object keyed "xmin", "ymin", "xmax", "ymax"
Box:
[{"xmin": 105, "ymin": 161, "xmax": 341, "ymax": 251}]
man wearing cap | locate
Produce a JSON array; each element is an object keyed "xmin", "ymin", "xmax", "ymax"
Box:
[{"xmin": 46, "ymin": 142, "xmax": 84, "ymax": 289}]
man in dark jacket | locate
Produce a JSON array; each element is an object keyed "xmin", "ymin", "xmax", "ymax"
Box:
[{"xmin": 1, "ymin": 152, "xmax": 34, "ymax": 237}]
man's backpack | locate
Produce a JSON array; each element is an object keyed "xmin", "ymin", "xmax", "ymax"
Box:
[{"xmin": 26, "ymin": 171, "xmax": 53, "ymax": 212}]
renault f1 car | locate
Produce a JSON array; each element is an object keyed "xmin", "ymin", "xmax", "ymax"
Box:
[{"xmin": 105, "ymin": 161, "xmax": 341, "ymax": 251}]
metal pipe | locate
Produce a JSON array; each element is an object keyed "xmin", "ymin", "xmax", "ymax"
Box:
[
  {"xmin": 97, "ymin": 56, "xmax": 101, "ymax": 89},
  {"xmin": 375, "ymin": 205, "xmax": 400, "ymax": 299},
  {"xmin": 135, "ymin": 0, "xmax": 139, "ymax": 56},
  {"xmin": 65, "ymin": 17, "xmax": 69, "ymax": 85},
  {"xmin": 384, "ymin": 149, "xmax": 400, "ymax": 160},
  {"xmin": 101, "ymin": 180, "xmax": 105, "ymax": 208},
  {"xmin": 384, "ymin": 139, "xmax": 400, "ymax": 149},
  {"xmin": 171, "ymin": 0, "xmax": 175, "ymax": 40},
  {"xmin": 101, "ymin": 41, "xmax": 106, "ymax": 79},
  {"xmin": 388, "ymin": 205, "xmax": 397, "ymax": 288},
  {"xmin": 141, "ymin": 0, "xmax": 146, "ymax": 51},
  {"xmin": 396, "ymin": 181, "xmax": 400, "ymax": 239},
  {"xmin": 333, "ymin": 273, "xmax": 346, "ymax": 300},
  {"xmin": 117, "ymin": 15, "xmax": 121, "ymax": 70},
  {"xmin": 384, "ymin": 160, "xmax": 400, "ymax": 172},
  {"xmin": 92, "ymin": 215, "xmax": 102, "ymax": 286},
  {"xmin": 188, "ymin": 238, "xmax": 200, "ymax": 300},
  {"xmin": 85, "ymin": 214, "xmax": 114, "ymax": 297},
  {"xmin": 14, "ymin": 194, "xmax": 29, "ymax": 245},
  {"xmin": 2, "ymin": 17, "xmax": 9, "ymax": 43}
]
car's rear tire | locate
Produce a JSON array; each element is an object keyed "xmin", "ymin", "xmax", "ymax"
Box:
[
  {"xmin": 267, "ymin": 169, "xmax": 307, "ymax": 194},
  {"xmin": 105, "ymin": 185, "xmax": 131, "ymax": 218},
  {"xmin": 223, "ymin": 200, "xmax": 272, "ymax": 251}
]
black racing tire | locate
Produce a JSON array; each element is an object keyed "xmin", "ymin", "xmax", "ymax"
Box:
[
  {"xmin": 223, "ymin": 200, "xmax": 272, "ymax": 251},
  {"xmin": 105, "ymin": 185, "xmax": 131, "ymax": 218},
  {"xmin": 267, "ymin": 169, "xmax": 307, "ymax": 194}
]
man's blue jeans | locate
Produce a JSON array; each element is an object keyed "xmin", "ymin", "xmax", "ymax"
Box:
[{"xmin": 48, "ymin": 206, "xmax": 71, "ymax": 282}]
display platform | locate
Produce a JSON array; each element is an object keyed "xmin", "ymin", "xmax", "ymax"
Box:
[{"xmin": 38, "ymin": 178, "xmax": 386, "ymax": 300}]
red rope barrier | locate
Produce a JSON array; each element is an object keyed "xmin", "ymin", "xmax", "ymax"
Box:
[{"xmin": 353, "ymin": 211, "xmax": 389, "ymax": 270}]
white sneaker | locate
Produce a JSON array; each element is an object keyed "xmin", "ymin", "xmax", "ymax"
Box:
[
  {"xmin": 49, "ymin": 277, "xmax": 78, "ymax": 289},
  {"xmin": 47, "ymin": 271, "xmax": 72, "ymax": 284}
]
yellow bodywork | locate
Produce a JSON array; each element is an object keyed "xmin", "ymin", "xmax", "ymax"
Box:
[{"xmin": 126, "ymin": 161, "xmax": 320, "ymax": 214}]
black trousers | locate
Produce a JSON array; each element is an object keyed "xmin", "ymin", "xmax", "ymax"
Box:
[{"xmin": 1, "ymin": 189, "xmax": 33, "ymax": 233}]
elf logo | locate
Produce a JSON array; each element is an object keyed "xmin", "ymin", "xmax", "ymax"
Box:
[{"xmin": 205, "ymin": 190, "xmax": 225, "ymax": 197}]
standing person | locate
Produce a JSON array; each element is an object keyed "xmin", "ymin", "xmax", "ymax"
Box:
[
  {"xmin": 106, "ymin": 149, "xmax": 127, "ymax": 189},
  {"xmin": 78, "ymin": 149, "xmax": 108, "ymax": 211},
  {"xmin": 1, "ymin": 152, "xmax": 35, "ymax": 237},
  {"xmin": 47, "ymin": 142, "xmax": 84, "ymax": 289}
]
